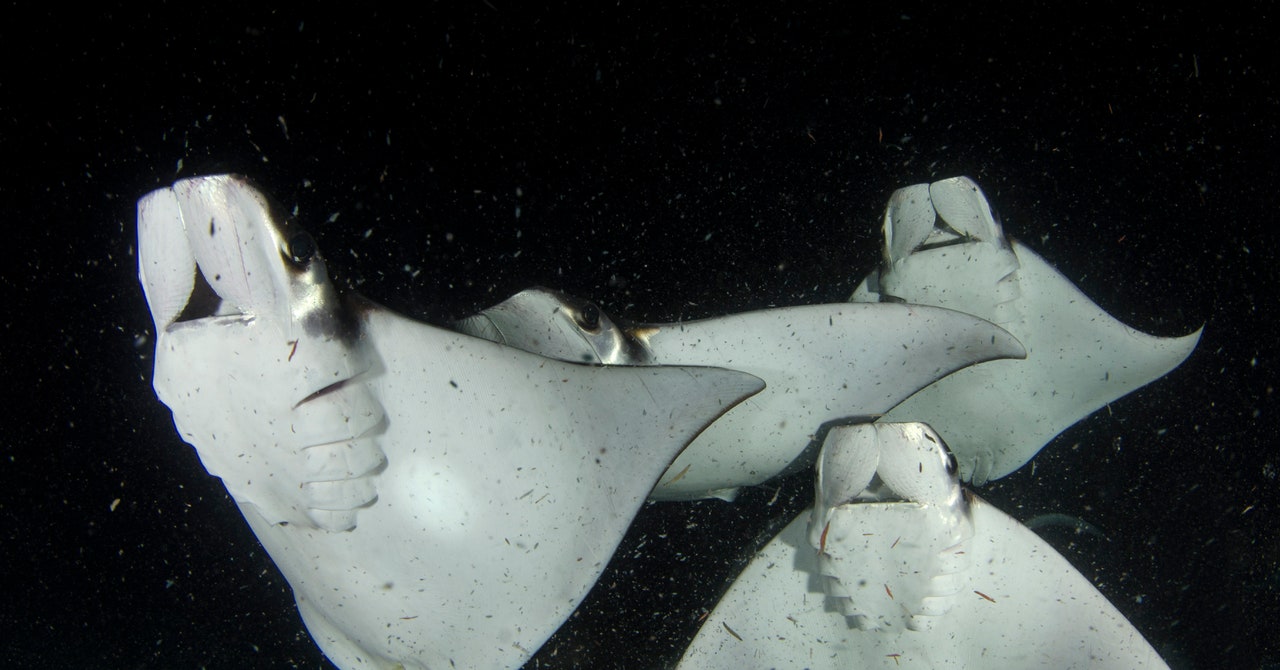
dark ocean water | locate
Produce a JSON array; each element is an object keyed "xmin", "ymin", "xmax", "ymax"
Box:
[{"xmin": 2, "ymin": 4, "xmax": 1276, "ymax": 668}]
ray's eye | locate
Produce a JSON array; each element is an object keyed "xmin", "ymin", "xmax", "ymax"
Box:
[
  {"xmin": 944, "ymin": 450, "xmax": 958, "ymax": 476},
  {"xmin": 575, "ymin": 302, "xmax": 601, "ymax": 332},
  {"xmin": 286, "ymin": 231, "xmax": 317, "ymax": 266}
]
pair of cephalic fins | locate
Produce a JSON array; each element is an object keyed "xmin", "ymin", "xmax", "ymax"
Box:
[{"xmin": 137, "ymin": 175, "xmax": 1193, "ymax": 669}]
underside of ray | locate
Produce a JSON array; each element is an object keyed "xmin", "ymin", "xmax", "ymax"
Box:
[
  {"xmin": 140, "ymin": 175, "xmax": 765, "ymax": 670},
  {"xmin": 852, "ymin": 176, "xmax": 1201, "ymax": 483},
  {"xmin": 234, "ymin": 313, "xmax": 764, "ymax": 669},
  {"xmin": 457, "ymin": 286, "xmax": 1026, "ymax": 501},
  {"xmin": 810, "ymin": 424, "xmax": 972, "ymax": 633},
  {"xmin": 676, "ymin": 422, "xmax": 1169, "ymax": 670}
]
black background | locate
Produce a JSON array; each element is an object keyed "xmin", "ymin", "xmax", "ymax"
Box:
[{"xmin": 2, "ymin": 3, "xmax": 1277, "ymax": 668}]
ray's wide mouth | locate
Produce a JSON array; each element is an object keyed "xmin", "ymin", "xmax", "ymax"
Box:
[{"xmin": 170, "ymin": 269, "xmax": 244, "ymax": 327}]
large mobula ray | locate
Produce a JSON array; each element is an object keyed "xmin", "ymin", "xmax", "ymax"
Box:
[{"xmin": 138, "ymin": 175, "xmax": 765, "ymax": 670}]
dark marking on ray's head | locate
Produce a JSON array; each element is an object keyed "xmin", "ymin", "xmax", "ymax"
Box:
[
  {"xmin": 575, "ymin": 302, "xmax": 601, "ymax": 332},
  {"xmin": 284, "ymin": 231, "xmax": 318, "ymax": 267}
]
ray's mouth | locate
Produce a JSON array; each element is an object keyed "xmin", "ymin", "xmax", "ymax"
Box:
[{"xmin": 169, "ymin": 270, "xmax": 249, "ymax": 327}]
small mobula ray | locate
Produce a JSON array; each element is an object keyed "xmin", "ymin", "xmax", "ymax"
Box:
[
  {"xmin": 852, "ymin": 176, "xmax": 1202, "ymax": 484},
  {"xmin": 457, "ymin": 286, "xmax": 1026, "ymax": 501}
]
